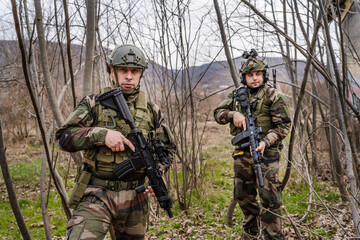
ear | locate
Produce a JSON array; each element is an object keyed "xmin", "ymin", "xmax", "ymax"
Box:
[{"xmin": 109, "ymin": 67, "xmax": 115, "ymax": 78}]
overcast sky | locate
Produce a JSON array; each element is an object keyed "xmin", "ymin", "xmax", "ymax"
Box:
[{"xmin": 0, "ymin": 0, "xmax": 335, "ymax": 67}]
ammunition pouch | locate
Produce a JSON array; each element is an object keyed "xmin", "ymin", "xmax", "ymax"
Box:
[{"xmin": 68, "ymin": 166, "xmax": 92, "ymax": 209}]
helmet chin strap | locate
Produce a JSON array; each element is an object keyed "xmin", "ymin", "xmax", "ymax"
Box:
[{"xmin": 112, "ymin": 66, "xmax": 120, "ymax": 88}]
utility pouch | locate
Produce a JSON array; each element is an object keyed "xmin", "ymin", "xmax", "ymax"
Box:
[{"xmin": 68, "ymin": 164, "xmax": 92, "ymax": 209}]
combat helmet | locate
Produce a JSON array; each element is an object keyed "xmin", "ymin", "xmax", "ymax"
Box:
[
  {"xmin": 107, "ymin": 44, "xmax": 148, "ymax": 78},
  {"xmin": 240, "ymin": 49, "xmax": 268, "ymax": 85}
]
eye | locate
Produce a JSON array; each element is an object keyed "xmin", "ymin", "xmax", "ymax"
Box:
[{"xmin": 132, "ymin": 69, "xmax": 140, "ymax": 74}]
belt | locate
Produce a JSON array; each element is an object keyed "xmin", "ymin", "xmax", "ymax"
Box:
[
  {"xmin": 82, "ymin": 195, "xmax": 109, "ymax": 212},
  {"xmin": 89, "ymin": 177, "xmax": 142, "ymax": 191}
]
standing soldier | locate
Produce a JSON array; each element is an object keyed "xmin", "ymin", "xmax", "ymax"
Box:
[
  {"xmin": 214, "ymin": 49, "xmax": 291, "ymax": 240},
  {"xmin": 56, "ymin": 44, "xmax": 174, "ymax": 239}
]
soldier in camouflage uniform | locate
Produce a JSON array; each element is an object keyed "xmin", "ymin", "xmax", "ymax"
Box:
[
  {"xmin": 214, "ymin": 50, "xmax": 291, "ymax": 240},
  {"xmin": 56, "ymin": 44, "xmax": 175, "ymax": 240}
]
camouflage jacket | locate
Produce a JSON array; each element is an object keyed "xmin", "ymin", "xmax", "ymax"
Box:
[
  {"xmin": 56, "ymin": 88, "xmax": 175, "ymax": 171},
  {"xmin": 214, "ymin": 85, "xmax": 291, "ymax": 151}
]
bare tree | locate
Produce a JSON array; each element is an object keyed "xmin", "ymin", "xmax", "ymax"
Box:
[
  {"xmin": 62, "ymin": 0, "xmax": 77, "ymax": 107},
  {"xmin": 213, "ymin": 0, "xmax": 240, "ymax": 87},
  {"xmin": 0, "ymin": 118, "xmax": 31, "ymax": 240},
  {"xmin": 3, "ymin": 0, "xmax": 360, "ymax": 237},
  {"xmin": 33, "ymin": 0, "xmax": 65, "ymax": 125},
  {"xmin": 21, "ymin": 1, "xmax": 54, "ymax": 238},
  {"xmin": 12, "ymin": 0, "xmax": 72, "ymax": 229},
  {"xmin": 82, "ymin": 0, "xmax": 97, "ymax": 96},
  {"xmin": 318, "ymin": 0, "xmax": 359, "ymax": 235}
]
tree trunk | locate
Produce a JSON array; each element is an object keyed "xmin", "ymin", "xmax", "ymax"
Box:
[
  {"xmin": 54, "ymin": 0, "xmax": 67, "ymax": 86},
  {"xmin": 213, "ymin": 0, "xmax": 240, "ymax": 87},
  {"xmin": 33, "ymin": 0, "xmax": 65, "ymax": 126},
  {"xmin": 328, "ymin": 84, "xmax": 348, "ymax": 201},
  {"xmin": 62, "ymin": 0, "xmax": 77, "ymax": 107},
  {"xmin": 82, "ymin": 0, "xmax": 97, "ymax": 96},
  {"xmin": 34, "ymin": 0, "xmax": 71, "ymax": 203},
  {"xmin": 318, "ymin": 0, "xmax": 360, "ymax": 234},
  {"xmin": 282, "ymin": 0, "xmax": 298, "ymax": 109},
  {"xmin": 225, "ymin": 199, "xmax": 238, "ymax": 227},
  {"xmin": 23, "ymin": 1, "xmax": 52, "ymax": 236},
  {"xmin": 283, "ymin": 12, "xmax": 322, "ymax": 190},
  {"xmin": 12, "ymin": 0, "xmax": 72, "ymax": 220},
  {"xmin": 0, "ymin": 118, "xmax": 31, "ymax": 240},
  {"xmin": 40, "ymin": 151, "xmax": 52, "ymax": 240},
  {"xmin": 310, "ymin": 77, "xmax": 318, "ymax": 175}
]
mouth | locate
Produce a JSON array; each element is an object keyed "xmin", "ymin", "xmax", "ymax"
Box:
[{"xmin": 122, "ymin": 83, "xmax": 134, "ymax": 88}]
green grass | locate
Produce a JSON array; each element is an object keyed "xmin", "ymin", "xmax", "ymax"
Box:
[
  {"xmin": 29, "ymin": 142, "xmax": 43, "ymax": 151},
  {"xmin": 0, "ymin": 155, "xmax": 73, "ymax": 239},
  {"xmin": 0, "ymin": 191, "xmax": 67, "ymax": 239},
  {"xmin": 6, "ymin": 158, "xmax": 42, "ymax": 186},
  {"xmin": 283, "ymin": 182, "xmax": 310, "ymax": 215},
  {"xmin": 0, "ymin": 127, "xmax": 347, "ymax": 239}
]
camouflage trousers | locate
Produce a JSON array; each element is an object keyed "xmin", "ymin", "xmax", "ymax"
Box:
[
  {"xmin": 66, "ymin": 186, "xmax": 149, "ymax": 240},
  {"xmin": 233, "ymin": 150, "xmax": 283, "ymax": 240}
]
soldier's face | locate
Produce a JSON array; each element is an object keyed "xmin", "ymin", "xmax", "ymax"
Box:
[
  {"xmin": 111, "ymin": 67, "xmax": 141, "ymax": 90},
  {"xmin": 245, "ymin": 71, "xmax": 263, "ymax": 88}
]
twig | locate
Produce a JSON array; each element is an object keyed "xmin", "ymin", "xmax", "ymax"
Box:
[
  {"xmin": 285, "ymin": 155, "xmax": 349, "ymax": 236},
  {"xmin": 282, "ymin": 206, "xmax": 303, "ymax": 240},
  {"xmin": 46, "ymin": 151, "xmax": 58, "ymax": 207},
  {"xmin": 64, "ymin": 154, "xmax": 71, "ymax": 188},
  {"xmin": 263, "ymin": 208, "xmax": 327, "ymax": 238},
  {"xmin": 300, "ymin": 186, "xmax": 313, "ymax": 222}
]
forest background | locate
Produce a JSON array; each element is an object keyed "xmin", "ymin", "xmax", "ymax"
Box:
[{"xmin": 0, "ymin": 0, "xmax": 360, "ymax": 239}]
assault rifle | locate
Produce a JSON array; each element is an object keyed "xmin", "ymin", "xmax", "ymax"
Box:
[
  {"xmin": 231, "ymin": 86, "xmax": 264, "ymax": 187},
  {"xmin": 98, "ymin": 88, "xmax": 173, "ymax": 218}
]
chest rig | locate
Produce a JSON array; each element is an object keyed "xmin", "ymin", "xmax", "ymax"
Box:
[
  {"xmin": 82, "ymin": 88, "xmax": 154, "ymax": 172},
  {"xmin": 230, "ymin": 85, "xmax": 273, "ymax": 140}
]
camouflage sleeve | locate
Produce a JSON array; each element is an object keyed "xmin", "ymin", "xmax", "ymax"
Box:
[
  {"xmin": 55, "ymin": 95, "xmax": 108, "ymax": 152},
  {"xmin": 263, "ymin": 88, "xmax": 292, "ymax": 147},
  {"xmin": 213, "ymin": 91, "xmax": 237, "ymax": 124},
  {"xmin": 148, "ymin": 101, "xmax": 176, "ymax": 170}
]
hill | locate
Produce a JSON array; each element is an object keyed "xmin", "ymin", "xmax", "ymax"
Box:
[
  {"xmin": 0, "ymin": 40, "xmax": 308, "ymax": 93},
  {"xmin": 146, "ymin": 54, "xmax": 309, "ymax": 93}
]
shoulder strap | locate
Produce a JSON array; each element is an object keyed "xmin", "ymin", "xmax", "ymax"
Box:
[
  {"xmin": 253, "ymin": 85, "xmax": 268, "ymax": 115},
  {"xmin": 100, "ymin": 86, "xmax": 112, "ymax": 94},
  {"xmin": 135, "ymin": 90, "xmax": 147, "ymax": 110},
  {"xmin": 134, "ymin": 91, "xmax": 148, "ymax": 127}
]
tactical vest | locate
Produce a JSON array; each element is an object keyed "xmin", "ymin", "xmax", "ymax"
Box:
[
  {"xmin": 230, "ymin": 85, "xmax": 278, "ymax": 150},
  {"xmin": 82, "ymin": 88, "xmax": 154, "ymax": 172}
]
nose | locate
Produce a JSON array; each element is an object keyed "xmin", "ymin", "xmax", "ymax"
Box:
[
  {"xmin": 125, "ymin": 71, "xmax": 132, "ymax": 79},
  {"xmin": 252, "ymin": 73, "xmax": 258, "ymax": 80}
]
